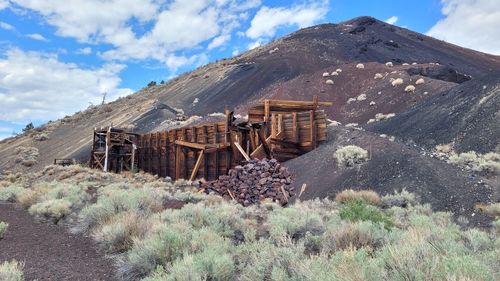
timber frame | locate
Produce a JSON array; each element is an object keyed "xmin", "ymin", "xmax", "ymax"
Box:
[{"xmin": 90, "ymin": 97, "xmax": 332, "ymax": 180}]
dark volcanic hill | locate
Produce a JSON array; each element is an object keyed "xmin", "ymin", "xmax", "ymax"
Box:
[
  {"xmin": 369, "ymin": 72, "xmax": 500, "ymax": 153},
  {"xmin": 1, "ymin": 16, "xmax": 500, "ymax": 174}
]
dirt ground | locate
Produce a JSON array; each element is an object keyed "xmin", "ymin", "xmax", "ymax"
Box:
[{"xmin": 0, "ymin": 203, "xmax": 116, "ymax": 281}]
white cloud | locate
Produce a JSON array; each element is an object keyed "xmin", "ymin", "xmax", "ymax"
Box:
[
  {"xmin": 0, "ymin": 49, "xmax": 133, "ymax": 123},
  {"xmin": 0, "ymin": 21, "xmax": 15, "ymax": 30},
  {"xmin": 12, "ymin": 0, "xmax": 262, "ymax": 70},
  {"xmin": 247, "ymin": 38, "xmax": 265, "ymax": 50},
  {"xmin": 428, "ymin": 0, "xmax": 500, "ymax": 55},
  {"xmin": 385, "ymin": 16, "xmax": 398, "ymax": 25},
  {"xmin": 245, "ymin": 0, "xmax": 328, "ymax": 39},
  {"xmin": 208, "ymin": 34, "xmax": 231, "ymax": 50},
  {"xmin": 0, "ymin": 0, "xmax": 9, "ymax": 10},
  {"xmin": 76, "ymin": 47, "xmax": 92, "ymax": 55},
  {"xmin": 26, "ymin": 33, "xmax": 49, "ymax": 42}
]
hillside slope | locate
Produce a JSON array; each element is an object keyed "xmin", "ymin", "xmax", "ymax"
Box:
[
  {"xmin": 285, "ymin": 126, "xmax": 495, "ymax": 226},
  {"xmin": 369, "ymin": 72, "xmax": 500, "ymax": 153},
  {"xmin": 1, "ymin": 16, "xmax": 500, "ymax": 172}
]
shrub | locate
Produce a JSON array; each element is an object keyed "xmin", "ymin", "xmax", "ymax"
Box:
[
  {"xmin": 415, "ymin": 78, "xmax": 425, "ymax": 85},
  {"xmin": 380, "ymin": 189, "xmax": 417, "ymax": 208},
  {"xmin": 435, "ymin": 143, "xmax": 453, "ymax": 154},
  {"xmin": 0, "ymin": 221, "xmax": 8, "ymax": 239},
  {"xmin": 29, "ymin": 199, "xmax": 72, "ymax": 223},
  {"xmin": 0, "ymin": 260, "xmax": 24, "ymax": 281},
  {"xmin": 448, "ymin": 151, "xmax": 500, "ymax": 175},
  {"xmin": 335, "ymin": 189, "xmax": 380, "ymax": 205},
  {"xmin": 356, "ymin": 63, "xmax": 364, "ymax": 69},
  {"xmin": 391, "ymin": 78, "xmax": 403, "ymax": 86},
  {"xmin": 405, "ymin": 85, "xmax": 416, "ymax": 92},
  {"xmin": 356, "ymin": 94, "xmax": 367, "ymax": 101},
  {"xmin": 374, "ymin": 112, "xmax": 396, "ymax": 121},
  {"xmin": 477, "ymin": 203, "xmax": 500, "ymax": 218},
  {"xmin": 33, "ymin": 133, "xmax": 49, "ymax": 141},
  {"xmin": 76, "ymin": 186, "xmax": 165, "ymax": 233},
  {"xmin": 92, "ymin": 211, "xmax": 152, "ymax": 254},
  {"xmin": 374, "ymin": 73, "xmax": 383, "ymax": 79},
  {"xmin": 322, "ymin": 221, "xmax": 388, "ymax": 253},
  {"xmin": 334, "ymin": 145, "xmax": 369, "ymax": 168},
  {"xmin": 14, "ymin": 146, "xmax": 39, "ymax": 167},
  {"xmin": 0, "ymin": 185, "xmax": 24, "ymax": 202},
  {"xmin": 339, "ymin": 201, "xmax": 393, "ymax": 229},
  {"xmin": 268, "ymin": 206, "xmax": 326, "ymax": 241}
]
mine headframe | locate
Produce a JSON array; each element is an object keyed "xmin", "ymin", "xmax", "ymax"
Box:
[{"xmin": 90, "ymin": 127, "xmax": 139, "ymax": 173}]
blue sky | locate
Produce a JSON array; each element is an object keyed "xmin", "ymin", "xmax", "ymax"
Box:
[{"xmin": 0, "ymin": 0, "xmax": 499, "ymax": 139}]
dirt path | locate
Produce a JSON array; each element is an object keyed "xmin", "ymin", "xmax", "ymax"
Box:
[{"xmin": 0, "ymin": 203, "xmax": 116, "ymax": 281}]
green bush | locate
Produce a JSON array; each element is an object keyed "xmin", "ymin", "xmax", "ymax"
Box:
[
  {"xmin": 339, "ymin": 201, "xmax": 394, "ymax": 229},
  {"xmin": 28, "ymin": 199, "xmax": 72, "ymax": 223},
  {"xmin": 0, "ymin": 221, "xmax": 8, "ymax": 239},
  {"xmin": 0, "ymin": 260, "xmax": 24, "ymax": 281},
  {"xmin": 0, "ymin": 185, "xmax": 25, "ymax": 202},
  {"xmin": 380, "ymin": 189, "xmax": 417, "ymax": 208}
]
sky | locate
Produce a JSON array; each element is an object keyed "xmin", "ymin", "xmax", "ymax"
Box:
[{"xmin": 0, "ymin": 0, "xmax": 499, "ymax": 139}]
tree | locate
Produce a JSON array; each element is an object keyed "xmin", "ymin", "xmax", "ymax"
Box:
[
  {"xmin": 147, "ymin": 81, "xmax": 157, "ymax": 87},
  {"xmin": 22, "ymin": 122, "xmax": 34, "ymax": 133},
  {"xmin": 101, "ymin": 92, "xmax": 107, "ymax": 105},
  {"xmin": 160, "ymin": 80, "xmax": 165, "ymax": 84}
]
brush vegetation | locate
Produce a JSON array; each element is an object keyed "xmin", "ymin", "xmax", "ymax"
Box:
[
  {"xmin": 0, "ymin": 221, "xmax": 8, "ymax": 239},
  {"xmin": 0, "ymin": 260, "xmax": 24, "ymax": 281},
  {"xmin": 1, "ymin": 166, "xmax": 499, "ymax": 281}
]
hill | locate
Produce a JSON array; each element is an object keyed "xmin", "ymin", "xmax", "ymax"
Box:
[{"xmin": 1, "ymin": 16, "xmax": 500, "ymax": 175}]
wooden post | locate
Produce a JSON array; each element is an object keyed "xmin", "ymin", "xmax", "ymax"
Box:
[
  {"xmin": 292, "ymin": 112, "xmax": 299, "ymax": 143},
  {"xmin": 189, "ymin": 150, "xmax": 205, "ymax": 181},
  {"xmin": 175, "ymin": 144, "xmax": 181, "ymax": 180},
  {"xmin": 203, "ymin": 125, "xmax": 208, "ymax": 179},
  {"xmin": 213, "ymin": 124, "xmax": 219, "ymax": 178}
]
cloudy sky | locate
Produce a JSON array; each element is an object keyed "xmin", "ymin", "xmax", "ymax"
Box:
[{"xmin": 0, "ymin": 0, "xmax": 499, "ymax": 139}]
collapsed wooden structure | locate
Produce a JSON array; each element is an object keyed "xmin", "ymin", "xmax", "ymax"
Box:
[{"xmin": 90, "ymin": 97, "xmax": 331, "ymax": 180}]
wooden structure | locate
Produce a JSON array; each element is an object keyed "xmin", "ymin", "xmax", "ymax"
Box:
[
  {"xmin": 90, "ymin": 127, "xmax": 139, "ymax": 173},
  {"xmin": 53, "ymin": 159, "xmax": 76, "ymax": 166},
  {"xmin": 90, "ymin": 97, "xmax": 331, "ymax": 180}
]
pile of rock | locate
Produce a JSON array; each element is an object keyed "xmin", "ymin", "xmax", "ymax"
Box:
[{"xmin": 201, "ymin": 159, "xmax": 294, "ymax": 206}]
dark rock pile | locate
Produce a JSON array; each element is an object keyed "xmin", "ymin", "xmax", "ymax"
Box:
[{"xmin": 201, "ymin": 159, "xmax": 294, "ymax": 206}]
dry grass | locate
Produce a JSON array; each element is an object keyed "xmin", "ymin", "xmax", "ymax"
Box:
[
  {"xmin": 0, "ymin": 221, "xmax": 8, "ymax": 239},
  {"xmin": 0, "ymin": 260, "xmax": 24, "ymax": 281},
  {"xmin": 14, "ymin": 146, "xmax": 39, "ymax": 167},
  {"xmin": 335, "ymin": 189, "xmax": 380, "ymax": 205},
  {"xmin": 476, "ymin": 203, "xmax": 500, "ymax": 218}
]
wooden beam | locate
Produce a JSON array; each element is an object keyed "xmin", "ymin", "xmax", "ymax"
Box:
[
  {"xmin": 189, "ymin": 150, "xmax": 205, "ymax": 181},
  {"xmin": 175, "ymin": 144, "xmax": 181, "ymax": 180},
  {"xmin": 266, "ymin": 99, "xmax": 332, "ymax": 107},
  {"xmin": 234, "ymin": 141, "xmax": 251, "ymax": 161}
]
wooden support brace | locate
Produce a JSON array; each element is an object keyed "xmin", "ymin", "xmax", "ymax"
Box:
[
  {"xmin": 234, "ymin": 141, "xmax": 251, "ymax": 161},
  {"xmin": 189, "ymin": 150, "xmax": 205, "ymax": 181}
]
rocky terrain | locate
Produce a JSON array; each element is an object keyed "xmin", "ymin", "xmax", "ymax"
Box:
[{"xmin": 1, "ymin": 16, "xmax": 500, "ymax": 174}]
